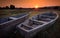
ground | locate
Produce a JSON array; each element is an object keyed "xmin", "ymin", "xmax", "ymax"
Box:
[{"xmin": 0, "ymin": 9, "xmax": 60, "ymax": 38}]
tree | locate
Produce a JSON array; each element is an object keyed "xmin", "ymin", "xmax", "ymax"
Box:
[
  {"xmin": 0, "ymin": 7, "xmax": 1, "ymax": 8},
  {"xmin": 10, "ymin": 5, "xmax": 15, "ymax": 9},
  {"xmin": 5, "ymin": 6, "xmax": 9, "ymax": 9},
  {"xmin": 53, "ymin": 6, "xmax": 58, "ymax": 9}
]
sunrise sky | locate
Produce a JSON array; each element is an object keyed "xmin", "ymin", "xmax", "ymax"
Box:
[{"xmin": 0, "ymin": 0, "xmax": 60, "ymax": 8}]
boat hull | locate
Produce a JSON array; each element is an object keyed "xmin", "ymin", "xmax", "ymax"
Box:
[
  {"xmin": 17, "ymin": 12, "xmax": 59, "ymax": 38},
  {"xmin": 0, "ymin": 14, "xmax": 29, "ymax": 38}
]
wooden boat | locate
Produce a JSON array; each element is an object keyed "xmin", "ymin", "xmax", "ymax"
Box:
[
  {"xmin": 17, "ymin": 12, "xmax": 59, "ymax": 38},
  {"xmin": 0, "ymin": 13, "xmax": 29, "ymax": 37}
]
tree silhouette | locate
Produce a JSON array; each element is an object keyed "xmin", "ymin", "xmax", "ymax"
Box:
[
  {"xmin": 5, "ymin": 6, "xmax": 9, "ymax": 9},
  {"xmin": 10, "ymin": 5, "xmax": 15, "ymax": 9},
  {"xmin": 53, "ymin": 6, "xmax": 58, "ymax": 9},
  {"xmin": 0, "ymin": 7, "xmax": 1, "ymax": 9}
]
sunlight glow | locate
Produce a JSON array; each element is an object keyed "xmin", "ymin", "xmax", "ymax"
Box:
[{"xmin": 35, "ymin": 5, "xmax": 39, "ymax": 8}]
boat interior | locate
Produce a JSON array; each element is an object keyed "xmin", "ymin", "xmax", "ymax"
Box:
[
  {"xmin": 0, "ymin": 17, "xmax": 13, "ymax": 24},
  {"xmin": 19, "ymin": 19, "xmax": 44, "ymax": 31},
  {"xmin": 18, "ymin": 12, "xmax": 57, "ymax": 31},
  {"xmin": 0, "ymin": 13, "xmax": 27, "ymax": 24},
  {"xmin": 32, "ymin": 12, "xmax": 57, "ymax": 22}
]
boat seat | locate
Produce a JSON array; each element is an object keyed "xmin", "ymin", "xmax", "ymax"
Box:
[
  {"xmin": 42, "ymin": 12, "xmax": 56, "ymax": 16},
  {"xmin": 37, "ymin": 14, "xmax": 56, "ymax": 20},
  {"xmin": 20, "ymin": 24, "xmax": 33, "ymax": 30}
]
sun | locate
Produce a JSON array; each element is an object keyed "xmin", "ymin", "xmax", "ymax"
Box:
[{"xmin": 35, "ymin": 5, "xmax": 39, "ymax": 8}]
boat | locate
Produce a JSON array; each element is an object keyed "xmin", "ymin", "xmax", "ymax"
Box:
[
  {"xmin": 17, "ymin": 12, "xmax": 59, "ymax": 38},
  {"xmin": 0, "ymin": 13, "xmax": 29, "ymax": 37}
]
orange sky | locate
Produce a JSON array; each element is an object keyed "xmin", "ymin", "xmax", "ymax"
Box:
[{"xmin": 0, "ymin": 0, "xmax": 60, "ymax": 8}]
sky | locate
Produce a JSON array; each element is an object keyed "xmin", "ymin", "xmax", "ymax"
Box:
[{"xmin": 0, "ymin": 0, "xmax": 60, "ymax": 8}]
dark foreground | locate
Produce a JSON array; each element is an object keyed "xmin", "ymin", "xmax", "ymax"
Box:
[
  {"xmin": 6, "ymin": 11, "xmax": 60, "ymax": 38},
  {"xmin": 0, "ymin": 10, "xmax": 60, "ymax": 38}
]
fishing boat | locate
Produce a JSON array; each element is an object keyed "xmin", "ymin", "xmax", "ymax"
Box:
[
  {"xmin": 0, "ymin": 13, "xmax": 29, "ymax": 37},
  {"xmin": 17, "ymin": 12, "xmax": 59, "ymax": 38}
]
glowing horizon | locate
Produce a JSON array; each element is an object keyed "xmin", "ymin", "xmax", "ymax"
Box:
[{"xmin": 0, "ymin": 0, "xmax": 60, "ymax": 8}]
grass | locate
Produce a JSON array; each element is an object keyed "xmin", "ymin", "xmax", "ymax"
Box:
[
  {"xmin": 0, "ymin": 10, "xmax": 28, "ymax": 18},
  {"xmin": 0, "ymin": 9, "xmax": 60, "ymax": 38},
  {"xmin": 11, "ymin": 10, "xmax": 60, "ymax": 38}
]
